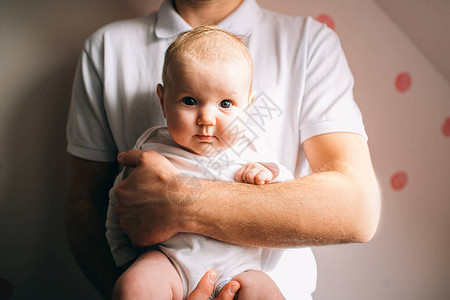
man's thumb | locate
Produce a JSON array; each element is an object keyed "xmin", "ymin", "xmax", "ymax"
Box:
[{"xmin": 187, "ymin": 270, "xmax": 217, "ymax": 300}]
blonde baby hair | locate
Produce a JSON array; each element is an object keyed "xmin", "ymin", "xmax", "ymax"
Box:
[{"xmin": 162, "ymin": 25, "xmax": 253, "ymax": 88}]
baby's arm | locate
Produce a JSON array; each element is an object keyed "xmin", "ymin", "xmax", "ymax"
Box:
[{"xmin": 235, "ymin": 162, "xmax": 280, "ymax": 185}]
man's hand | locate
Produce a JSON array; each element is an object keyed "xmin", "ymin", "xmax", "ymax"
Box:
[
  {"xmin": 188, "ymin": 270, "xmax": 240, "ymax": 300},
  {"xmin": 114, "ymin": 150, "xmax": 184, "ymax": 247}
]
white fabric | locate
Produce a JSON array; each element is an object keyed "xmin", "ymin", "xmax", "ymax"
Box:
[
  {"xmin": 107, "ymin": 126, "xmax": 294, "ymax": 298},
  {"xmin": 66, "ymin": 0, "xmax": 368, "ymax": 298}
]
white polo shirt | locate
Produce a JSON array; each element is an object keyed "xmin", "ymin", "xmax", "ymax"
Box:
[{"xmin": 66, "ymin": 0, "xmax": 367, "ymax": 298}]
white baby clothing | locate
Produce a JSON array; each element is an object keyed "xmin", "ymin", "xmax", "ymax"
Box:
[{"xmin": 106, "ymin": 126, "xmax": 294, "ymax": 298}]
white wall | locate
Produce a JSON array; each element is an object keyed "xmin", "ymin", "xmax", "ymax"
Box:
[
  {"xmin": 1, "ymin": 0, "xmax": 449, "ymax": 299},
  {"xmin": 256, "ymin": 0, "xmax": 450, "ymax": 299}
]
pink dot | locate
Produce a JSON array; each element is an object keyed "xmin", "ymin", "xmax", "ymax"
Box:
[
  {"xmin": 390, "ymin": 171, "xmax": 408, "ymax": 191},
  {"xmin": 316, "ymin": 14, "xmax": 335, "ymax": 30},
  {"xmin": 442, "ymin": 117, "xmax": 450, "ymax": 137},
  {"xmin": 395, "ymin": 72, "xmax": 412, "ymax": 93},
  {"xmin": 0, "ymin": 278, "xmax": 14, "ymax": 299}
]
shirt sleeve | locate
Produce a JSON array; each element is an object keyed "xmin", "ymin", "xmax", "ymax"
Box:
[
  {"xmin": 66, "ymin": 36, "xmax": 118, "ymax": 162},
  {"xmin": 299, "ymin": 20, "xmax": 367, "ymax": 144}
]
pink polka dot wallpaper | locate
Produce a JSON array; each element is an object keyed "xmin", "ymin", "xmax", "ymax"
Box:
[
  {"xmin": 395, "ymin": 72, "xmax": 412, "ymax": 93},
  {"xmin": 316, "ymin": 13, "xmax": 336, "ymax": 30},
  {"xmin": 442, "ymin": 117, "xmax": 450, "ymax": 137},
  {"xmin": 390, "ymin": 171, "xmax": 408, "ymax": 191},
  {"xmin": 260, "ymin": 0, "xmax": 450, "ymax": 299}
]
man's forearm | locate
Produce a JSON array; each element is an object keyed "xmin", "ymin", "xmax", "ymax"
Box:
[
  {"xmin": 66, "ymin": 155, "xmax": 120, "ymax": 298},
  {"xmin": 66, "ymin": 197, "xmax": 120, "ymax": 299},
  {"xmin": 115, "ymin": 133, "xmax": 380, "ymax": 249},
  {"xmin": 184, "ymin": 168, "xmax": 380, "ymax": 248}
]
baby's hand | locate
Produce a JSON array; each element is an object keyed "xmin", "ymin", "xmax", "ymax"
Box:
[{"xmin": 235, "ymin": 162, "xmax": 275, "ymax": 185}]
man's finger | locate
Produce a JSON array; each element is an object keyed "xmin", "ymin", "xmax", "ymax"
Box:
[
  {"xmin": 187, "ymin": 269, "xmax": 216, "ymax": 300},
  {"xmin": 118, "ymin": 150, "xmax": 166, "ymax": 167},
  {"xmin": 117, "ymin": 150, "xmax": 143, "ymax": 167},
  {"xmin": 215, "ymin": 281, "xmax": 240, "ymax": 300}
]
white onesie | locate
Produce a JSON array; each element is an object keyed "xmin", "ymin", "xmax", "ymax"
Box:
[{"xmin": 106, "ymin": 126, "xmax": 294, "ymax": 298}]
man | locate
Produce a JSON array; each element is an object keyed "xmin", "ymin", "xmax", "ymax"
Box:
[{"xmin": 66, "ymin": 0, "xmax": 381, "ymax": 299}]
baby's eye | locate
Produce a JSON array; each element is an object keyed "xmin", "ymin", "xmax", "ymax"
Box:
[
  {"xmin": 219, "ymin": 100, "xmax": 233, "ymax": 109},
  {"xmin": 181, "ymin": 97, "xmax": 197, "ymax": 106}
]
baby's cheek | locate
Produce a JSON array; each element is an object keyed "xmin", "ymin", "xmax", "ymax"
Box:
[
  {"xmin": 221, "ymin": 126, "xmax": 243, "ymax": 147},
  {"xmin": 218, "ymin": 111, "xmax": 247, "ymax": 145}
]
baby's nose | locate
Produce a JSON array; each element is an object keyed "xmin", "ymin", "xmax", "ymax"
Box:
[{"xmin": 197, "ymin": 107, "xmax": 216, "ymax": 126}]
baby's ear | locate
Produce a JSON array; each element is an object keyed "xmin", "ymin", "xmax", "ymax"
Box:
[
  {"xmin": 249, "ymin": 90, "xmax": 256, "ymax": 105},
  {"xmin": 156, "ymin": 84, "xmax": 166, "ymax": 118}
]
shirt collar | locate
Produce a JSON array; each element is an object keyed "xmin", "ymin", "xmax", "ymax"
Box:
[{"xmin": 155, "ymin": 0, "xmax": 260, "ymax": 39}]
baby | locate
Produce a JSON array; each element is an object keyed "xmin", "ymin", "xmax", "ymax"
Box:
[{"xmin": 106, "ymin": 26, "xmax": 292, "ymax": 299}]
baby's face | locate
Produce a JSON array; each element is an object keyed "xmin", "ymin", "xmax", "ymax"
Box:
[{"xmin": 158, "ymin": 58, "xmax": 253, "ymax": 156}]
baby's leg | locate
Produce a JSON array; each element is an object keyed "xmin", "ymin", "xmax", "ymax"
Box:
[
  {"xmin": 232, "ymin": 270, "xmax": 285, "ymax": 300},
  {"xmin": 113, "ymin": 250, "xmax": 183, "ymax": 300}
]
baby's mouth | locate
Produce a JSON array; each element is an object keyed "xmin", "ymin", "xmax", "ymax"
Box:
[{"xmin": 195, "ymin": 134, "xmax": 215, "ymax": 142}]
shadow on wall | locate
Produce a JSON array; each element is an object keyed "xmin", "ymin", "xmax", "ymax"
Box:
[
  {"xmin": 0, "ymin": 62, "xmax": 98, "ymax": 299},
  {"xmin": 0, "ymin": 0, "xmax": 162, "ymax": 298}
]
